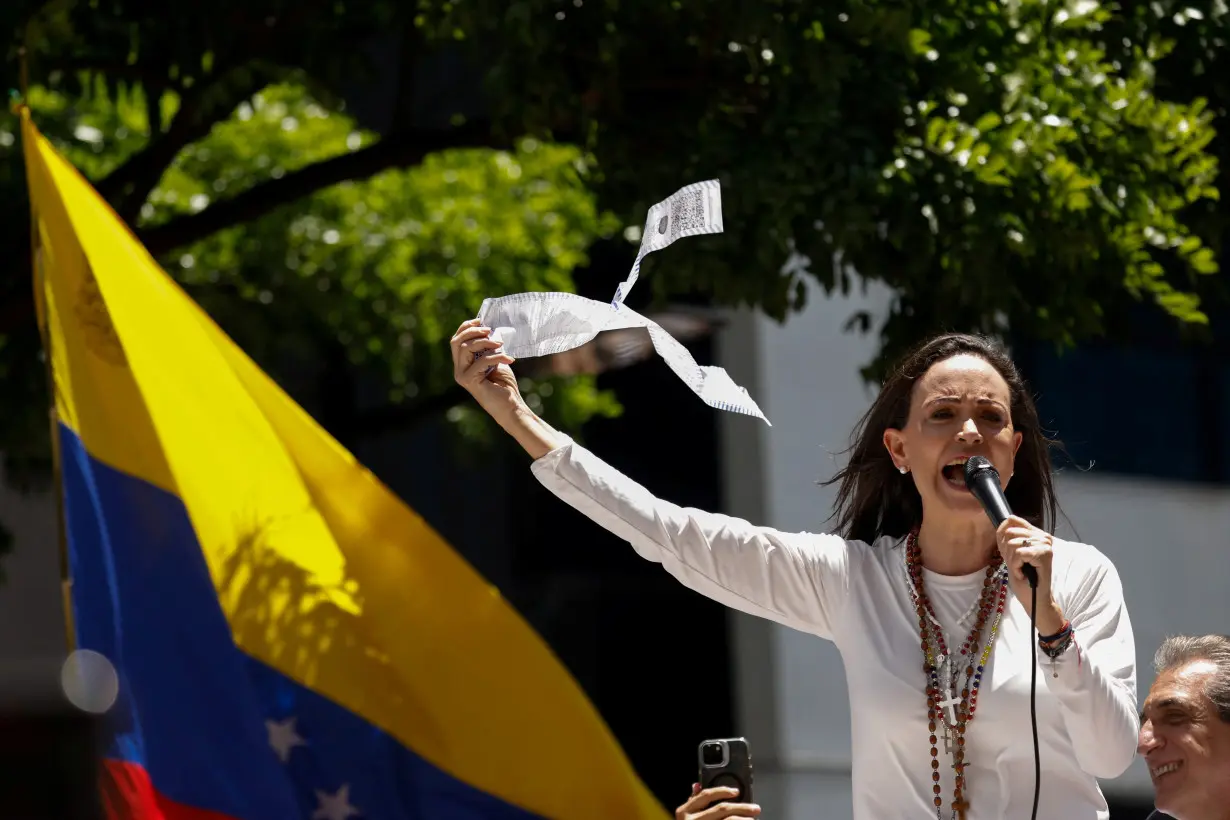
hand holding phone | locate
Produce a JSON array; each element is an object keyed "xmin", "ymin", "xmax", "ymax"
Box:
[
  {"xmin": 697, "ymin": 737, "xmax": 754, "ymax": 804},
  {"xmin": 676, "ymin": 781, "xmax": 761, "ymax": 820}
]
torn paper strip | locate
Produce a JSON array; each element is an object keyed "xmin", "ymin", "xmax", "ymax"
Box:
[
  {"xmin": 612, "ymin": 179, "xmax": 724, "ymax": 309},
  {"xmin": 476, "ymin": 180, "xmax": 769, "ymax": 424}
]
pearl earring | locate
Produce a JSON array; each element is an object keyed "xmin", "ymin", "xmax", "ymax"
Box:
[{"xmin": 899, "ymin": 465, "xmax": 908, "ymax": 474}]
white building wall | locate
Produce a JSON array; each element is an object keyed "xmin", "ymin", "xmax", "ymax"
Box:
[{"xmin": 716, "ymin": 281, "xmax": 1230, "ymax": 818}]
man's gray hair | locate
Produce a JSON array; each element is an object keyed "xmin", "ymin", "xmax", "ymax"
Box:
[{"xmin": 1153, "ymin": 634, "xmax": 1230, "ymax": 723}]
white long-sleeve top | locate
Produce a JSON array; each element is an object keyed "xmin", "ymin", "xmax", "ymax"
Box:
[{"xmin": 532, "ymin": 440, "xmax": 1139, "ymax": 820}]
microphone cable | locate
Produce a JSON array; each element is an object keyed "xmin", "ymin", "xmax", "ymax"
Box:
[
  {"xmin": 965, "ymin": 456, "xmax": 1042, "ymax": 819},
  {"xmin": 1028, "ymin": 581, "xmax": 1040, "ymax": 820}
]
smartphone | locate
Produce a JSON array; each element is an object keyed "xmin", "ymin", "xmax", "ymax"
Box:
[{"xmin": 697, "ymin": 737, "xmax": 753, "ymax": 804}]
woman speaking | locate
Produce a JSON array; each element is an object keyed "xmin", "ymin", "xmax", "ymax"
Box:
[{"xmin": 449, "ymin": 319, "xmax": 1138, "ymax": 819}]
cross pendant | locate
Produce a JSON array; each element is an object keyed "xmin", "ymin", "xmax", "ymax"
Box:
[
  {"xmin": 941, "ymin": 723, "xmax": 957, "ymax": 755},
  {"xmin": 952, "ymin": 798, "xmax": 969, "ymax": 820},
  {"xmin": 937, "ymin": 693, "xmax": 962, "ymax": 727}
]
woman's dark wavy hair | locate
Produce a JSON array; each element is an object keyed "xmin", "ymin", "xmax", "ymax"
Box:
[{"xmin": 824, "ymin": 333, "xmax": 1060, "ymax": 545}]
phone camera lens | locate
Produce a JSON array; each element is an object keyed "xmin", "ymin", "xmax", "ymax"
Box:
[{"xmin": 701, "ymin": 742, "xmax": 724, "ymax": 766}]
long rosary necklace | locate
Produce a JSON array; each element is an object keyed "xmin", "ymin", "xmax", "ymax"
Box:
[{"xmin": 905, "ymin": 529, "xmax": 1009, "ymax": 820}]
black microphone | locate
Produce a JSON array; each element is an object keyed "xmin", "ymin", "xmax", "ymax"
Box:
[{"xmin": 963, "ymin": 455, "xmax": 1037, "ymax": 588}]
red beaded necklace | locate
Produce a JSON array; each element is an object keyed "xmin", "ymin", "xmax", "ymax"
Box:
[{"xmin": 905, "ymin": 529, "xmax": 1010, "ymax": 820}]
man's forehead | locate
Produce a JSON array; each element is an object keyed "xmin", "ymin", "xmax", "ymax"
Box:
[{"xmin": 1145, "ymin": 660, "xmax": 1217, "ymax": 710}]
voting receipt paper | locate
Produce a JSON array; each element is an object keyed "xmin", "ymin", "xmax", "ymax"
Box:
[{"xmin": 475, "ymin": 180, "xmax": 769, "ymax": 424}]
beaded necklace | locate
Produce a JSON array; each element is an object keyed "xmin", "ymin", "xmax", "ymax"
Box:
[{"xmin": 905, "ymin": 529, "xmax": 1009, "ymax": 820}]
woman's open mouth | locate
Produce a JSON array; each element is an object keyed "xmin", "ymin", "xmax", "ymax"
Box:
[{"xmin": 941, "ymin": 458, "xmax": 971, "ymax": 489}]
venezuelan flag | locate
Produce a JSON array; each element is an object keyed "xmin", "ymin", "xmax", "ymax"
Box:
[{"xmin": 20, "ymin": 107, "xmax": 666, "ymax": 820}]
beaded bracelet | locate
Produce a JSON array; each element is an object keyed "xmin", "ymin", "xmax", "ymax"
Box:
[
  {"xmin": 1040, "ymin": 629, "xmax": 1075, "ymax": 660},
  {"xmin": 1038, "ymin": 619, "xmax": 1072, "ymax": 645}
]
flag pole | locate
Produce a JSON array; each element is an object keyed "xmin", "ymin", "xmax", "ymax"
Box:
[
  {"xmin": 47, "ymin": 367, "xmax": 78, "ymax": 656},
  {"xmin": 17, "ymin": 42, "xmax": 78, "ymax": 655}
]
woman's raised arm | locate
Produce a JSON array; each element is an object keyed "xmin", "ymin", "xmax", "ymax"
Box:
[{"xmin": 450, "ymin": 319, "xmax": 856, "ymax": 639}]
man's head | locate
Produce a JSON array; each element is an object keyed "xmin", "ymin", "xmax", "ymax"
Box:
[{"xmin": 1138, "ymin": 634, "xmax": 1230, "ymax": 820}]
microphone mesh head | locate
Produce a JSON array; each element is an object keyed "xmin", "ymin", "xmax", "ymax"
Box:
[{"xmin": 963, "ymin": 455, "xmax": 998, "ymax": 487}]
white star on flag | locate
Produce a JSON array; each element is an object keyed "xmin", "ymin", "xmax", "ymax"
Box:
[
  {"xmin": 265, "ymin": 716, "xmax": 306, "ymax": 764},
  {"xmin": 312, "ymin": 784, "xmax": 361, "ymax": 820}
]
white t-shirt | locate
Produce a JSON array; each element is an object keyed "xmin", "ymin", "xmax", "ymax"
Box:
[{"xmin": 532, "ymin": 441, "xmax": 1139, "ymax": 820}]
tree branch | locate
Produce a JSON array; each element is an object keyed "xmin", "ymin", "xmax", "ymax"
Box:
[
  {"xmin": 137, "ymin": 119, "xmax": 508, "ymax": 256},
  {"xmin": 1, "ymin": 121, "xmax": 508, "ymax": 337},
  {"xmin": 143, "ymin": 82, "xmax": 163, "ymax": 137},
  {"xmin": 97, "ymin": 66, "xmax": 275, "ymax": 224}
]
